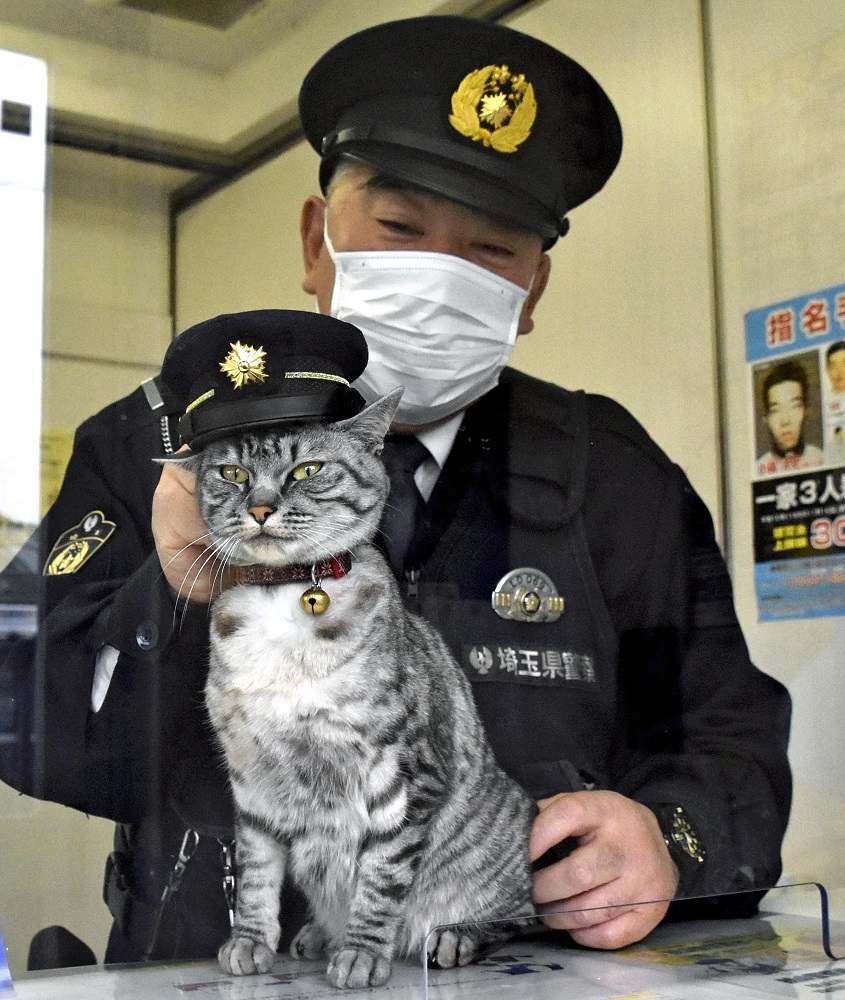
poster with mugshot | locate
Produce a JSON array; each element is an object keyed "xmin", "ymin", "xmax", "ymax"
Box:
[{"xmin": 746, "ymin": 280, "xmax": 845, "ymax": 621}]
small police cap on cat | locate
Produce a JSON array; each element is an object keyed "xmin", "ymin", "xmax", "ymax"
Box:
[{"xmin": 160, "ymin": 309, "xmax": 370, "ymax": 450}]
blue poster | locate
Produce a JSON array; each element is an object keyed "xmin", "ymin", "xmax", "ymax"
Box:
[{"xmin": 746, "ymin": 281, "xmax": 845, "ymax": 620}]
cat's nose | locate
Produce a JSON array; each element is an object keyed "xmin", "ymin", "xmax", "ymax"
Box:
[{"xmin": 248, "ymin": 505, "xmax": 275, "ymax": 525}]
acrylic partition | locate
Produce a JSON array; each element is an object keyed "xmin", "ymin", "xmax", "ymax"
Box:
[
  {"xmin": 2, "ymin": 0, "xmax": 845, "ymax": 990},
  {"xmin": 421, "ymin": 883, "xmax": 844, "ymax": 999}
]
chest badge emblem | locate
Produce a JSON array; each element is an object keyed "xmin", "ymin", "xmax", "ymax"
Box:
[{"xmin": 491, "ymin": 567, "xmax": 564, "ymax": 623}]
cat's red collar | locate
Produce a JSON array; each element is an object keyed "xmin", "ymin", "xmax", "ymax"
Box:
[{"xmin": 228, "ymin": 553, "xmax": 352, "ymax": 587}]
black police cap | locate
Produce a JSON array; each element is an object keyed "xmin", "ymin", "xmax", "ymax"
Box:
[
  {"xmin": 160, "ymin": 310, "xmax": 368, "ymax": 450},
  {"xmin": 299, "ymin": 16, "xmax": 622, "ymax": 244}
]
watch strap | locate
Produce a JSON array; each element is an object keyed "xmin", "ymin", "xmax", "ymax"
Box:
[{"xmin": 654, "ymin": 803, "xmax": 706, "ymax": 869}]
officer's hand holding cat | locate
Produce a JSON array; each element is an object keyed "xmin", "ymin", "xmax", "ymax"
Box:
[{"xmin": 152, "ymin": 446, "xmax": 217, "ymax": 604}]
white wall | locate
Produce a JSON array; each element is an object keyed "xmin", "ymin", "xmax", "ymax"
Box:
[
  {"xmin": 707, "ymin": 0, "xmax": 845, "ymax": 911},
  {"xmin": 41, "ymin": 148, "xmax": 174, "ymax": 428},
  {"xmin": 0, "ymin": 145, "xmax": 177, "ymax": 977},
  {"xmin": 176, "ymin": 140, "xmax": 317, "ymax": 328},
  {"xmin": 508, "ymin": 0, "xmax": 720, "ymax": 521}
]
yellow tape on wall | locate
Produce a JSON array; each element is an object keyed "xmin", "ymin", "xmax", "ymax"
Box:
[{"xmin": 40, "ymin": 428, "xmax": 74, "ymax": 516}]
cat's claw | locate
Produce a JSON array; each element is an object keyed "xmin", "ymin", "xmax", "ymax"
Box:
[
  {"xmin": 218, "ymin": 935, "xmax": 277, "ymax": 976},
  {"xmin": 326, "ymin": 947, "xmax": 392, "ymax": 988},
  {"xmin": 426, "ymin": 928, "xmax": 478, "ymax": 968},
  {"xmin": 290, "ymin": 921, "xmax": 327, "ymax": 960}
]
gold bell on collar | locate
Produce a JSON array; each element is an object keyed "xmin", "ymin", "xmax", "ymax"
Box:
[{"xmin": 300, "ymin": 584, "xmax": 330, "ymax": 615}]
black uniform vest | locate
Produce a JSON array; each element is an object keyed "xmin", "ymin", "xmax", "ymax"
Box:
[{"xmin": 406, "ymin": 371, "xmax": 619, "ymax": 797}]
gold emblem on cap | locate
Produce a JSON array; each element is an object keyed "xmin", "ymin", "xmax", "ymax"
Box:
[
  {"xmin": 220, "ymin": 341, "xmax": 268, "ymax": 389},
  {"xmin": 449, "ymin": 64, "xmax": 537, "ymax": 153}
]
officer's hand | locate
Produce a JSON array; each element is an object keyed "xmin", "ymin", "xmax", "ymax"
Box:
[
  {"xmin": 152, "ymin": 457, "xmax": 215, "ymax": 604},
  {"xmin": 529, "ymin": 790, "xmax": 679, "ymax": 949}
]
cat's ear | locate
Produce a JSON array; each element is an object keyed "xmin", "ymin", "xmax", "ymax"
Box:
[
  {"xmin": 152, "ymin": 450, "xmax": 201, "ymax": 472},
  {"xmin": 335, "ymin": 387, "xmax": 403, "ymax": 453}
]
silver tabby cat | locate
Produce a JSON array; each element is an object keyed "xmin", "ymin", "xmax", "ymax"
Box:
[{"xmin": 167, "ymin": 388, "xmax": 535, "ymax": 989}]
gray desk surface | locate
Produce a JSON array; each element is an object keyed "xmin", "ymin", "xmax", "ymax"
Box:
[{"xmin": 7, "ymin": 912, "xmax": 844, "ymax": 999}]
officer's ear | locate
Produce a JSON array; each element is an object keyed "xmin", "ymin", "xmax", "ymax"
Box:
[
  {"xmin": 517, "ymin": 253, "xmax": 551, "ymax": 337},
  {"xmin": 300, "ymin": 195, "xmax": 328, "ymax": 297}
]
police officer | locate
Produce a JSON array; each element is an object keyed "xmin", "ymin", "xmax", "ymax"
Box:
[{"xmin": 1, "ymin": 16, "xmax": 790, "ymax": 965}]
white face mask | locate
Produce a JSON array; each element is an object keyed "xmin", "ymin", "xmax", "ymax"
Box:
[{"xmin": 324, "ymin": 224, "xmax": 530, "ymax": 425}]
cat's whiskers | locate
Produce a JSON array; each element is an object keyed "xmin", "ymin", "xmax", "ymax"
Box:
[
  {"xmin": 161, "ymin": 529, "xmax": 218, "ymax": 572},
  {"xmin": 208, "ymin": 535, "xmax": 236, "ymax": 603},
  {"xmin": 180, "ymin": 542, "xmax": 229, "ymax": 629},
  {"xmin": 175, "ymin": 536, "xmax": 235, "ymax": 630},
  {"xmin": 242, "ymin": 513, "xmax": 357, "ymax": 565},
  {"xmin": 217, "ymin": 536, "xmax": 242, "ymax": 597},
  {"xmin": 289, "ymin": 522, "xmax": 355, "ymax": 566},
  {"xmin": 214, "ymin": 536, "xmax": 243, "ymax": 599},
  {"xmin": 171, "ymin": 541, "xmax": 223, "ymax": 629}
]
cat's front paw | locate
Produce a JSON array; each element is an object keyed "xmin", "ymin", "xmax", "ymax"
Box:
[
  {"xmin": 326, "ymin": 946, "xmax": 392, "ymax": 989},
  {"xmin": 426, "ymin": 928, "xmax": 479, "ymax": 968},
  {"xmin": 218, "ymin": 933, "xmax": 277, "ymax": 975},
  {"xmin": 290, "ymin": 921, "xmax": 327, "ymax": 960}
]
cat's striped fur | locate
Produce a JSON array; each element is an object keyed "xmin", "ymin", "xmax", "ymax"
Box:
[{"xmin": 175, "ymin": 390, "xmax": 535, "ymax": 988}]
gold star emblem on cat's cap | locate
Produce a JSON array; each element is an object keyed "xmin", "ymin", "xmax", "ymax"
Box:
[{"xmin": 219, "ymin": 341, "xmax": 268, "ymax": 389}]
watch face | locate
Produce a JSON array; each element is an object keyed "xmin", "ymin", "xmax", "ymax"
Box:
[{"xmin": 669, "ymin": 806, "xmax": 705, "ymax": 863}]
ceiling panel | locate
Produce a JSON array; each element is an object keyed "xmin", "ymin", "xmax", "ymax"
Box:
[{"xmin": 118, "ymin": 0, "xmax": 265, "ymax": 31}]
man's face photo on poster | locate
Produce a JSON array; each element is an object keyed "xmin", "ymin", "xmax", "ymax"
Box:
[
  {"xmin": 826, "ymin": 341, "xmax": 845, "ymax": 396},
  {"xmin": 765, "ymin": 374, "xmax": 806, "ymax": 454},
  {"xmin": 753, "ymin": 352, "xmax": 823, "ymax": 477}
]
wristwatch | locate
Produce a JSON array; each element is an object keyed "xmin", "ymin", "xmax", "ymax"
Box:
[{"xmin": 654, "ymin": 804, "xmax": 705, "ymax": 876}]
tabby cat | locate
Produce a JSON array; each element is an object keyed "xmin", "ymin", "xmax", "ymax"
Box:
[{"xmin": 164, "ymin": 388, "xmax": 535, "ymax": 989}]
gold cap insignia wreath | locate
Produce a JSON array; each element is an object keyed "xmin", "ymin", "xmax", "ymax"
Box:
[
  {"xmin": 219, "ymin": 341, "xmax": 268, "ymax": 389},
  {"xmin": 449, "ymin": 64, "xmax": 537, "ymax": 153}
]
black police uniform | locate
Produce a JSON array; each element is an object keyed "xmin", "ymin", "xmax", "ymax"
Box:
[{"xmin": 0, "ymin": 359, "xmax": 791, "ymax": 961}]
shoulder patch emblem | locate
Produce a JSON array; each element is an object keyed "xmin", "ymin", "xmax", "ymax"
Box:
[{"xmin": 43, "ymin": 510, "xmax": 116, "ymax": 576}]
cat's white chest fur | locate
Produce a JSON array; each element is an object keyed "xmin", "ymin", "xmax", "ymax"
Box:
[
  {"xmin": 209, "ymin": 573, "xmax": 369, "ymax": 714},
  {"xmin": 207, "ymin": 571, "xmax": 384, "ymax": 830}
]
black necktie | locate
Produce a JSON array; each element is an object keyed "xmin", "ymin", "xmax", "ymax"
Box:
[{"xmin": 378, "ymin": 435, "xmax": 429, "ymax": 573}]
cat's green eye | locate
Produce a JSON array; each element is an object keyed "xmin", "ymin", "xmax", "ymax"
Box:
[
  {"xmin": 220, "ymin": 465, "xmax": 249, "ymax": 485},
  {"xmin": 291, "ymin": 461, "xmax": 323, "ymax": 481}
]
